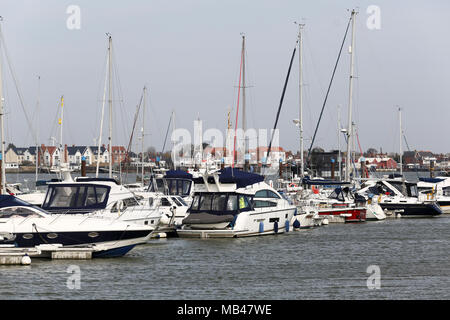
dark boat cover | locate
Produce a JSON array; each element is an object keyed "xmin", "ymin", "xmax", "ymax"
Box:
[
  {"xmin": 0, "ymin": 195, "xmax": 38, "ymax": 209},
  {"xmin": 182, "ymin": 212, "xmax": 234, "ymax": 226},
  {"xmin": 192, "ymin": 167, "xmax": 264, "ymax": 189},
  {"xmin": 165, "ymin": 170, "xmax": 193, "ymax": 180}
]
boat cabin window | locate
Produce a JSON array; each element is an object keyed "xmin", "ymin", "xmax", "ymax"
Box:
[
  {"xmin": 212, "ymin": 194, "xmax": 228, "ymax": 211},
  {"xmin": 111, "ymin": 197, "xmax": 141, "ymax": 212},
  {"xmin": 189, "ymin": 193, "xmax": 251, "ymax": 213},
  {"xmin": 443, "ymin": 187, "xmax": 450, "ymax": 196},
  {"xmin": 199, "ymin": 194, "xmax": 213, "ymax": 211},
  {"xmin": 43, "ymin": 185, "xmax": 109, "ymax": 209},
  {"xmin": 389, "ymin": 182, "xmax": 407, "ymax": 196},
  {"xmin": 0, "ymin": 207, "xmax": 43, "ymax": 218},
  {"xmin": 227, "ymin": 195, "xmax": 238, "ymax": 211},
  {"xmin": 377, "ymin": 183, "xmax": 396, "ymax": 196},
  {"xmin": 160, "ymin": 197, "xmax": 171, "ymax": 207},
  {"xmin": 239, "ymin": 195, "xmax": 251, "ymax": 210},
  {"xmin": 171, "ymin": 197, "xmax": 183, "ymax": 206},
  {"xmin": 166, "ymin": 179, "xmax": 192, "ymax": 196},
  {"xmin": 176, "ymin": 197, "xmax": 188, "ymax": 206},
  {"xmin": 367, "ymin": 186, "xmax": 379, "ymax": 195},
  {"xmin": 407, "ymin": 185, "xmax": 418, "ymax": 198},
  {"xmin": 254, "ymin": 190, "xmax": 280, "ymax": 199},
  {"xmin": 148, "ymin": 178, "xmax": 166, "ymax": 193},
  {"xmin": 252, "ymin": 200, "xmax": 277, "ymax": 208}
]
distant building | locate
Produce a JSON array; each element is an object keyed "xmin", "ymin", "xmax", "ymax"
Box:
[{"xmin": 357, "ymin": 155, "xmax": 398, "ymax": 171}]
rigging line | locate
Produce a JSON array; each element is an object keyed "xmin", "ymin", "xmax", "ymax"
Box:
[
  {"xmin": 161, "ymin": 112, "xmax": 173, "ymax": 154},
  {"xmin": 403, "ymin": 133, "xmax": 420, "ymax": 179},
  {"xmin": 306, "ymin": 14, "xmax": 352, "ymax": 161},
  {"xmin": 355, "ymin": 128, "xmax": 369, "ymax": 177},
  {"xmin": 124, "ymin": 98, "xmax": 143, "ymax": 183},
  {"xmin": 265, "ymin": 43, "xmax": 298, "ymax": 165},
  {"xmin": 0, "ymin": 25, "xmax": 37, "ymax": 145},
  {"xmin": 48, "ymin": 99, "xmax": 62, "ymax": 146}
]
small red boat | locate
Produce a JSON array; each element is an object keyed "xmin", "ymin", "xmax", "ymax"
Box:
[{"xmin": 317, "ymin": 203, "xmax": 366, "ymax": 223}]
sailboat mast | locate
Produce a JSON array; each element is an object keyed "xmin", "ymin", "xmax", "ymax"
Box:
[
  {"xmin": 297, "ymin": 23, "xmax": 305, "ymax": 178},
  {"xmin": 108, "ymin": 35, "xmax": 113, "ymax": 178},
  {"xmin": 59, "ymin": 95, "xmax": 64, "ymax": 166},
  {"xmin": 96, "ymin": 46, "xmax": 109, "ymax": 178},
  {"xmin": 0, "ymin": 22, "xmax": 5, "ymax": 194},
  {"xmin": 241, "ymin": 35, "xmax": 248, "ymax": 170},
  {"xmin": 337, "ymin": 104, "xmax": 342, "ymax": 181},
  {"xmin": 141, "ymin": 86, "xmax": 146, "ymax": 185},
  {"xmin": 172, "ymin": 110, "xmax": 176, "ymax": 170},
  {"xmin": 35, "ymin": 76, "xmax": 40, "ymax": 183},
  {"xmin": 345, "ymin": 9, "xmax": 357, "ymax": 182},
  {"xmin": 399, "ymin": 106, "xmax": 403, "ymax": 176}
]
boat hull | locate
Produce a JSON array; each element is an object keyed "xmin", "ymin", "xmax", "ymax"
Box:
[
  {"xmin": 178, "ymin": 208, "xmax": 295, "ymax": 238},
  {"xmin": 379, "ymin": 202, "xmax": 442, "ymax": 217},
  {"xmin": 1, "ymin": 230, "xmax": 151, "ymax": 257}
]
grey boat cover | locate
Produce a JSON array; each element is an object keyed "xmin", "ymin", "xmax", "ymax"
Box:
[{"xmin": 182, "ymin": 212, "xmax": 234, "ymax": 225}]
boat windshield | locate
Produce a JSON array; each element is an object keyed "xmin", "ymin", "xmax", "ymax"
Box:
[
  {"xmin": 328, "ymin": 188, "xmax": 345, "ymax": 202},
  {"xmin": 189, "ymin": 193, "xmax": 252, "ymax": 214},
  {"xmin": 408, "ymin": 184, "xmax": 418, "ymax": 198},
  {"xmin": 175, "ymin": 196, "xmax": 188, "ymax": 206},
  {"xmin": 147, "ymin": 178, "xmax": 192, "ymax": 197},
  {"xmin": 148, "ymin": 178, "xmax": 165, "ymax": 193},
  {"xmin": 389, "ymin": 182, "xmax": 403, "ymax": 194},
  {"xmin": 166, "ymin": 178, "xmax": 192, "ymax": 196},
  {"xmin": 42, "ymin": 184, "xmax": 110, "ymax": 210}
]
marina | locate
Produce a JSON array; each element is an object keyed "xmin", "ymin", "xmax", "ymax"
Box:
[
  {"xmin": 1, "ymin": 214, "xmax": 449, "ymax": 300},
  {"xmin": 0, "ymin": 1, "xmax": 449, "ymax": 303}
]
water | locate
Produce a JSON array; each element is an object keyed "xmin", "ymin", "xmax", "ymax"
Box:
[
  {"xmin": 1, "ymin": 171, "xmax": 448, "ymax": 300},
  {"xmin": 1, "ymin": 216, "xmax": 448, "ymax": 300}
]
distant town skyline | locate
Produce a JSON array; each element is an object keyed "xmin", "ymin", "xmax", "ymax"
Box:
[{"xmin": 1, "ymin": 0, "xmax": 449, "ymax": 155}]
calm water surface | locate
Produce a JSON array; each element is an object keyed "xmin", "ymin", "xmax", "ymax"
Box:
[{"xmin": 1, "ymin": 216, "xmax": 449, "ymax": 300}]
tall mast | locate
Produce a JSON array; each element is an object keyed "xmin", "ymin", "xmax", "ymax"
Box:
[
  {"xmin": 241, "ymin": 35, "xmax": 248, "ymax": 170},
  {"xmin": 141, "ymin": 86, "xmax": 146, "ymax": 185},
  {"xmin": 297, "ymin": 23, "xmax": 305, "ymax": 178},
  {"xmin": 345, "ymin": 9, "xmax": 357, "ymax": 182},
  {"xmin": 108, "ymin": 35, "xmax": 113, "ymax": 178},
  {"xmin": 398, "ymin": 106, "xmax": 403, "ymax": 176},
  {"xmin": 172, "ymin": 110, "xmax": 176, "ymax": 170},
  {"xmin": 0, "ymin": 20, "xmax": 5, "ymax": 194},
  {"xmin": 59, "ymin": 95, "xmax": 64, "ymax": 166},
  {"xmin": 337, "ymin": 104, "xmax": 342, "ymax": 181},
  {"xmin": 35, "ymin": 76, "xmax": 40, "ymax": 183},
  {"xmin": 96, "ymin": 42, "xmax": 109, "ymax": 178}
]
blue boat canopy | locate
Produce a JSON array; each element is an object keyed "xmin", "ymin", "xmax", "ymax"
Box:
[
  {"xmin": 218, "ymin": 167, "xmax": 264, "ymax": 188},
  {"xmin": 193, "ymin": 167, "xmax": 264, "ymax": 189},
  {"xmin": 165, "ymin": 170, "xmax": 193, "ymax": 180},
  {"xmin": 302, "ymin": 177, "xmax": 351, "ymax": 186},
  {"xmin": 0, "ymin": 195, "xmax": 38, "ymax": 209},
  {"xmin": 419, "ymin": 177, "xmax": 445, "ymax": 183}
]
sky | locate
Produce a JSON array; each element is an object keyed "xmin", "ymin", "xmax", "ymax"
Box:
[{"xmin": 1, "ymin": 0, "xmax": 450, "ymax": 155}]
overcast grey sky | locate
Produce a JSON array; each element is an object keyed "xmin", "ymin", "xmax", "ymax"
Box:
[{"xmin": 1, "ymin": 0, "xmax": 450, "ymax": 154}]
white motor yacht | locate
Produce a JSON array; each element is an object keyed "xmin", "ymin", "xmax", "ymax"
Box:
[
  {"xmin": 417, "ymin": 177, "xmax": 450, "ymax": 214},
  {"xmin": 358, "ymin": 179, "xmax": 442, "ymax": 218},
  {"xmin": 40, "ymin": 176, "xmax": 161, "ymax": 229},
  {"xmin": 0, "ymin": 195, "xmax": 153, "ymax": 257},
  {"xmin": 177, "ymin": 168, "xmax": 296, "ymax": 238}
]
